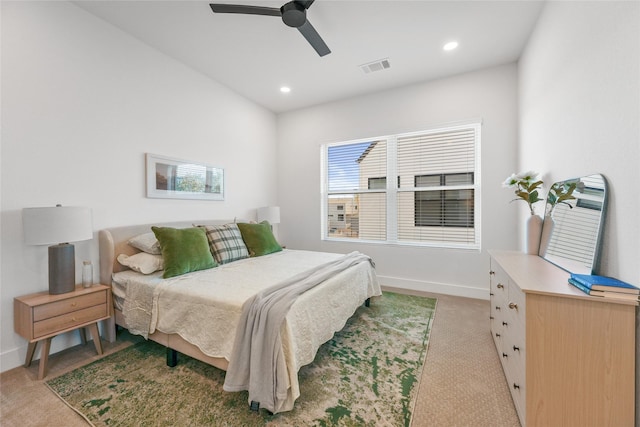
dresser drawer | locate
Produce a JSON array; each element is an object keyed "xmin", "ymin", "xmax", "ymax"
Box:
[
  {"xmin": 490, "ymin": 261, "xmax": 508, "ymax": 335},
  {"xmin": 503, "ymin": 324, "xmax": 526, "ymax": 381},
  {"xmin": 33, "ymin": 291, "xmax": 107, "ymax": 322},
  {"xmin": 505, "ymin": 361, "xmax": 526, "ymax": 427},
  {"xmin": 506, "ymin": 282, "xmax": 526, "ymax": 325},
  {"xmin": 33, "ymin": 304, "xmax": 108, "ymax": 338},
  {"xmin": 490, "ymin": 295, "xmax": 506, "ymax": 325},
  {"xmin": 491, "ymin": 298, "xmax": 507, "ymax": 353},
  {"xmin": 491, "ymin": 264, "xmax": 509, "ymax": 299}
]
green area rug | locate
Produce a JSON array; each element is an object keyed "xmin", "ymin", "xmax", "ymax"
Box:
[{"xmin": 46, "ymin": 292, "xmax": 436, "ymax": 426}]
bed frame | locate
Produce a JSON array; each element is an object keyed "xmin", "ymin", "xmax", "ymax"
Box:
[{"xmin": 99, "ymin": 220, "xmax": 231, "ymax": 370}]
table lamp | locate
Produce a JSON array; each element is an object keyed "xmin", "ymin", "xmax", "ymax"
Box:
[
  {"xmin": 257, "ymin": 206, "xmax": 280, "ymax": 227},
  {"xmin": 23, "ymin": 205, "xmax": 93, "ymax": 294}
]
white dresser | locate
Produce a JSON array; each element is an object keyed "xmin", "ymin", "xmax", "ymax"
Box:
[{"xmin": 489, "ymin": 250, "xmax": 636, "ymax": 427}]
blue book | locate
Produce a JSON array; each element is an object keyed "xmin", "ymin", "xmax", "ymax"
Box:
[
  {"xmin": 570, "ymin": 274, "xmax": 639, "ymax": 295},
  {"xmin": 568, "ymin": 278, "xmax": 592, "ymax": 295},
  {"xmin": 568, "ymin": 278, "xmax": 640, "ymax": 301},
  {"xmin": 569, "ymin": 278, "xmax": 640, "ymax": 304}
]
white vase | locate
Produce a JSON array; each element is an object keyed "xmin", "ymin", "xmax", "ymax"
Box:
[
  {"xmin": 524, "ymin": 214, "xmax": 543, "ymax": 255},
  {"xmin": 538, "ymin": 215, "xmax": 555, "ymax": 256}
]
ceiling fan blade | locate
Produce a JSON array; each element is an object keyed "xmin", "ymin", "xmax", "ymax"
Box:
[
  {"xmin": 297, "ymin": 20, "xmax": 330, "ymax": 57},
  {"xmin": 294, "ymin": 0, "xmax": 315, "ymax": 9},
  {"xmin": 209, "ymin": 4, "xmax": 281, "ymax": 17}
]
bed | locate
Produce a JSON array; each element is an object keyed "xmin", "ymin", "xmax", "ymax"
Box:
[{"xmin": 98, "ymin": 220, "xmax": 381, "ymax": 413}]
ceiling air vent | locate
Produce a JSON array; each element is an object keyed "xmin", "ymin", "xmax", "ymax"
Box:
[{"xmin": 360, "ymin": 58, "xmax": 391, "ymax": 74}]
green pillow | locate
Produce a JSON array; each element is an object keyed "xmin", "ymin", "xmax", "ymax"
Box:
[
  {"xmin": 151, "ymin": 226, "xmax": 217, "ymax": 278},
  {"xmin": 237, "ymin": 221, "xmax": 282, "ymax": 257}
]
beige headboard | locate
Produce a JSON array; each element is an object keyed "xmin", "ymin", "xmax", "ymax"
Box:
[{"xmin": 98, "ymin": 220, "xmax": 230, "ymax": 285}]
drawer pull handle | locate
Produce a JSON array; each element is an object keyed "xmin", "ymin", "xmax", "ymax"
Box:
[
  {"xmin": 497, "ymin": 284, "xmax": 504, "ymax": 289},
  {"xmin": 489, "ymin": 271, "xmax": 495, "ymax": 276},
  {"xmin": 71, "ymin": 317, "xmax": 77, "ymax": 322},
  {"xmin": 489, "ymin": 316, "xmax": 494, "ymax": 320},
  {"xmin": 495, "ymin": 306, "xmax": 501, "ymax": 311},
  {"xmin": 490, "ymin": 292, "xmax": 494, "ymax": 296},
  {"xmin": 508, "ymin": 302, "xmax": 518, "ymax": 310},
  {"xmin": 71, "ymin": 302, "xmax": 77, "ymax": 307},
  {"xmin": 495, "ymin": 333, "xmax": 501, "ymax": 338},
  {"xmin": 513, "ymin": 383, "xmax": 520, "ymax": 390},
  {"xmin": 513, "ymin": 345, "xmax": 520, "ymax": 352},
  {"xmin": 502, "ymin": 321, "xmax": 508, "ymax": 326},
  {"xmin": 502, "ymin": 353, "xmax": 508, "ymax": 358}
]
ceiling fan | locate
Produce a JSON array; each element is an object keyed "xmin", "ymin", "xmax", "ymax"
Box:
[{"xmin": 209, "ymin": 0, "xmax": 331, "ymax": 57}]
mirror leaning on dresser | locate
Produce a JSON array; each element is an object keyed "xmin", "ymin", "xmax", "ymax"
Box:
[{"xmin": 538, "ymin": 174, "xmax": 607, "ymax": 275}]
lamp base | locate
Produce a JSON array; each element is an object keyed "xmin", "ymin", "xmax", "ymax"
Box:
[{"xmin": 49, "ymin": 244, "xmax": 76, "ymax": 294}]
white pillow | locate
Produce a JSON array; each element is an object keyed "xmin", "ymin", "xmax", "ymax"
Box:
[
  {"xmin": 117, "ymin": 253, "xmax": 164, "ymax": 274},
  {"xmin": 127, "ymin": 232, "xmax": 161, "ymax": 255}
]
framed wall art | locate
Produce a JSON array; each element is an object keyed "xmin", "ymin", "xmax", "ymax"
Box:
[{"xmin": 146, "ymin": 153, "xmax": 224, "ymax": 200}]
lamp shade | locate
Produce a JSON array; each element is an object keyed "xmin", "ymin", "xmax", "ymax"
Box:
[
  {"xmin": 23, "ymin": 206, "xmax": 93, "ymax": 245},
  {"xmin": 256, "ymin": 206, "xmax": 280, "ymax": 224}
]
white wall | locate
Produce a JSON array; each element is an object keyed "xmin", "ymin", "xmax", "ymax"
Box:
[
  {"xmin": 277, "ymin": 63, "xmax": 519, "ymax": 298},
  {"xmin": 518, "ymin": 2, "xmax": 639, "ymax": 421},
  {"xmin": 519, "ymin": 1, "xmax": 639, "ymax": 285},
  {"xmin": 0, "ymin": 2, "xmax": 277, "ymax": 372}
]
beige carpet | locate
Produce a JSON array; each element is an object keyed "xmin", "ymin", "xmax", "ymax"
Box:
[
  {"xmin": 1, "ymin": 289, "xmax": 519, "ymax": 426},
  {"xmin": 410, "ymin": 290, "xmax": 520, "ymax": 426}
]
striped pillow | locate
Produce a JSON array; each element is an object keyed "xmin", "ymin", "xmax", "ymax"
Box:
[{"xmin": 199, "ymin": 224, "xmax": 249, "ymax": 264}]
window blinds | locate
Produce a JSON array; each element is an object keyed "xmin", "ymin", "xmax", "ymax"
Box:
[
  {"xmin": 396, "ymin": 127, "xmax": 476, "ymax": 245},
  {"xmin": 397, "ymin": 128, "xmax": 476, "ymax": 180}
]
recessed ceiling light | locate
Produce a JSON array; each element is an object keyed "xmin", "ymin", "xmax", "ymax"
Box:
[
  {"xmin": 280, "ymin": 86, "xmax": 291, "ymax": 94},
  {"xmin": 443, "ymin": 41, "xmax": 459, "ymax": 51}
]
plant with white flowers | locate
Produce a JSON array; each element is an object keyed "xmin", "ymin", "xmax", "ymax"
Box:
[{"xmin": 503, "ymin": 171, "xmax": 544, "ymax": 215}]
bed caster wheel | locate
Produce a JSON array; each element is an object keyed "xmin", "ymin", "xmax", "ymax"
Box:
[{"xmin": 250, "ymin": 401, "xmax": 260, "ymax": 412}]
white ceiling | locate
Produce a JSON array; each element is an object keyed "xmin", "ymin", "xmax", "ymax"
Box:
[{"xmin": 74, "ymin": 0, "xmax": 544, "ymax": 113}]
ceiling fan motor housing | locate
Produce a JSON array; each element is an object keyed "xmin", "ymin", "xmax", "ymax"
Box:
[{"xmin": 281, "ymin": 2, "xmax": 306, "ymax": 27}]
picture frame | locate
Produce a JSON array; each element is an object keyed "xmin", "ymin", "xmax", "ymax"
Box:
[{"xmin": 146, "ymin": 153, "xmax": 224, "ymax": 200}]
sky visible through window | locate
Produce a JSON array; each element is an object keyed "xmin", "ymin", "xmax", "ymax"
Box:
[{"xmin": 327, "ymin": 142, "xmax": 371, "ymax": 192}]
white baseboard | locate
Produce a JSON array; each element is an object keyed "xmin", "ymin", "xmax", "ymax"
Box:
[
  {"xmin": 1, "ymin": 346, "xmax": 26, "ymax": 374},
  {"xmin": 378, "ymin": 275, "xmax": 489, "ymax": 300},
  {"xmin": 1, "ymin": 328, "xmax": 93, "ymax": 374}
]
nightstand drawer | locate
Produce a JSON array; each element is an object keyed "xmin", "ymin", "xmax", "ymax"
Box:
[
  {"xmin": 33, "ymin": 291, "xmax": 107, "ymax": 322},
  {"xmin": 33, "ymin": 304, "xmax": 108, "ymax": 338}
]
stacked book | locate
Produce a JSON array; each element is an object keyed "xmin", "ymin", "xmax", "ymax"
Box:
[{"xmin": 569, "ymin": 273, "xmax": 639, "ymax": 304}]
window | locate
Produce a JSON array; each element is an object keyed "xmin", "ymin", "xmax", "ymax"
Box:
[
  {"xmin": 368, "ymin": 177, "xmax": 386, "ymax": 190},
  {"xmin": 368, "ymin": 176, "xmax": 400, "ymax": 189},
  {"xmin": 414, "ymin": 173, "xmax": 474, "ymax": 227},
  {"xmin": 322, "ymin": 122, "xmax": 480, "ymax": 249}
]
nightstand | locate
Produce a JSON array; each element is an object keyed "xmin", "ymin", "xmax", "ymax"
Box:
[{"xmin": 14, "ymin": 284, "xmax": 112, "ymax": 379}]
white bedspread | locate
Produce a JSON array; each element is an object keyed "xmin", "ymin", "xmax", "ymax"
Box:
[{"xmin": 113, "ymin": 249, "xmax": 381, "ymax": 410}]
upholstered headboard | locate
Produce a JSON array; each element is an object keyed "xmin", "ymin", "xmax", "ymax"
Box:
[{"xmin": 98, "ymin": 220, "xmax": 230, "ymax": 285}]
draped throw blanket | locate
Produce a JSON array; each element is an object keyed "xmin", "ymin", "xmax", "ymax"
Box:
[{"xmin": 222, "ymin": 251, "xmax": 374, "ymax": 414}]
